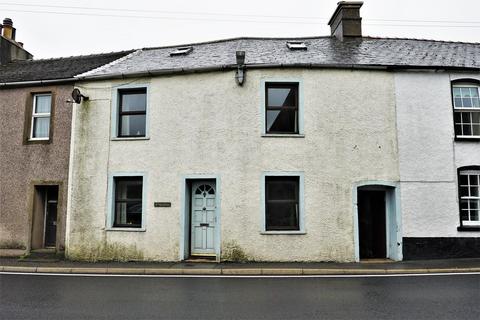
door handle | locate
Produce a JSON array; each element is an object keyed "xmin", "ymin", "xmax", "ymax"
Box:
[{"xmin": 200, "ymin": 223, "xmax": 209, "ymax": 227}]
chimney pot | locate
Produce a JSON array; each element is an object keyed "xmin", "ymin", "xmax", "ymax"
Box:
[
  {"xmin": 328, "ymin": 1, "xmax": 363, "ymax": 41},
  {"xmin": 2, "ymin": 17, "xmax": 15, "ymax": 40}
]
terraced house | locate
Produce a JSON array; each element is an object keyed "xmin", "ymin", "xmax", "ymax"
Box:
[
  {"xmin": 64, "ymin": 2, "xmax": 480, "ymax": 262},
  {"xmin": 0, "ymin": 18, "xmax": 132, "ymax": 256}
]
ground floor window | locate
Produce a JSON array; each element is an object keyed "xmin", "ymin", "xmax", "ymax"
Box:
[
  {"xmin": 459, "ymin": 168, "xmax": 480, "ymax": 226},
  {"xmin": 265, "ymin": 176, "xmax": 300, "ymax": 231},
  {"xmin": 113, "ymin": 176, "xmax": 143, "ymax": 228}
]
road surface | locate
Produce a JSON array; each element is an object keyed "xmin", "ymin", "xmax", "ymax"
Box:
[{"xmin": 1, "ymin": 273, "xmax": 479, "ymax": 319}]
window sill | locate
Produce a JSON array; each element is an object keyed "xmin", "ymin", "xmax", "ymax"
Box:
[
  {"xmin": 260, "ymin": 231, "xmax": 306, "ymax": 235},
  {"xmin": 111, "ymin": 137, "xmax": 150, "ymax": 141},
  {"xmin": 455, "ymin": 136, "xmax": 480, "ymax": 142},
  {"xmin": 261, "ymin": 134, "xmax": 305, "ymax": 138},
  {"xmin": 457, "ymin": 226, "xmax": 480, "ymax": 232},
  {"xmin": 25, "ymin": 138, "xmax": 51, "ymax": 145},
  {"xmin": 106, "ymin": 227, "xmax": 146, "ymax": 232}
]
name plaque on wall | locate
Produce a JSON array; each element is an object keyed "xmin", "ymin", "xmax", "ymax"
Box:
[{"xmin": 154, "ymin": 202, "xmax": 171, "ymax": 208}]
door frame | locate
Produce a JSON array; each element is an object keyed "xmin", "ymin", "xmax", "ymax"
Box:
[
  {"xmin": 352, "ymin": 181, "xmax": 402, "ymax": 262},
  {"xmin": 27, "ymin": 180, "xmax": 63, "ymax": 252},
  {"xmin": 180, "ymin": 175, "xmax": 221, "ymax": 262}
]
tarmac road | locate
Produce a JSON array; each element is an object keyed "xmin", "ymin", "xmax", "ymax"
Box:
[{"xmin": 0, "ymin": 273, "xmax": 479, "ymax": 319}]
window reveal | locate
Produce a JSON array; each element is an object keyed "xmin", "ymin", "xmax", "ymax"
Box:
[{"xmin": 113, "ymin": 177, "xmax": 143, "ymax": 228}]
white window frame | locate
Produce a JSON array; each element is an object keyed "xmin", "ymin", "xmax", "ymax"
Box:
[
  {"xmin": 30, "ymin": 93, "xmax": 52, "ymax": 141},
  {"xmin": 106, "ymin": 172, "xmax": 147, "ymax": 231},
  {"xmin": 111, "ymin": 84, "xmax": 150, "ymax": 141},
  {"xmin": 260, "ymin": 172, "xmax": 305, "ymax": 234},
  {"xmin": 459, "ymin": 169, "xmax": 480, "ymax": 226},
  {"xmin": 452, "ymin": 83, "xmax": 480, "ymax": 139}
]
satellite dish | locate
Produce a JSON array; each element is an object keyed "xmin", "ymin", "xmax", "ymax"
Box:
[{"xmin": 71, "ymin": 88, "xmax": 89, "ymax": 104}]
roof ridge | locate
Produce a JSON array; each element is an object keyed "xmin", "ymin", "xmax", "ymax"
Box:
[
  {"xmin": 141, "ymin": 36, "xmax": 332, "ymax": 51},
  {"xmin": 363, "ymin": 36, "xmax": 480, "ymax": 45},
  {"xmin": 15, "ymin": 50, "xmax": 135, "ymax": 63}
]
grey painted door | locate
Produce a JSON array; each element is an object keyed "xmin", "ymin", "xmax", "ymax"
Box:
[{"xmin": 191, "ymin": 181, "xmax": 216, "ymax": 256}]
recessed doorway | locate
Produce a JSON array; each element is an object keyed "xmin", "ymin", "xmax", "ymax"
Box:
[{"xmin": 31, "ymin": 185, "xmax": 58, "ymax": 250}]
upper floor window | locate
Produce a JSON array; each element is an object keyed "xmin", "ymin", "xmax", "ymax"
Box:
[
  {"xmin": 30, "ymin": 93, "xmax": 52, "ymax": 140},
  {"xmin": 452, "ymin": 83, "xmax": 480, "ymax": 139},
  {"xmin": 118, "ymin": 88, "xmax": 147, "ymax": 138},
  {"xmin": 458, "ymin": 168, "xmax": 480, "ymax": 227},
  {"xmin": 265, "ymin": 83, "xmax": 299, "ymax": 134}
]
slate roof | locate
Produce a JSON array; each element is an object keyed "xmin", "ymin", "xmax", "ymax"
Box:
[
  {"xmin": 0, "ymin": 50, "xmax": 133, "ymax": 84},
  {"xmin": 78, "ymin": 36, "xmax": 480, "ymax": 79}
]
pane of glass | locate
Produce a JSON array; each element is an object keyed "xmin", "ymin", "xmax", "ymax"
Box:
[
  {"xmin": 32, "ymin": 117, "xmax": 50, "ymax": 138},
  {"xmin": 473, "ymin": 125, "xmax": 480, "ymax": 136},
  {"xmin": 453, "ymin": 87, "xmax": 462, "ymax": 98},
  {"xmin": 473, "ymin": 98, "xmax": 480, "ymax": 108},
  {"xmin": 454, "ymin": 124, "xmax": 463, "ymax": 136},
  {"xmin": 472, "ymin": 113, "xmax": 480, "ymax": 124},
  {"xmin": 459, "ymin": 174, "xmax": 469, "ymax": 186},
  {"xmin": 461, "ymin": 112, "xmax": 471, "ymax": 123},
  {"xmin": 460, "ymin": 200, "xmax": 469, "ymax": 210},
  {"xmin": 470, "ymin": 200, "xmax": 479, "ymax": 210},
  {"xmin": 461, "ymin": 87, "xmax": 471, "ymax": 98},
  {"xmin": 266, "ymin": 202, "xmax": 299, "ymax": 230},
  {"xmin": 114, "ymin": 201, "xmax": 142, "ymax": 227},
  {"xmin": 267, "ymin": 87, "xmax": 296, "ymax": 107},
  {"xmin": 266, "ymin": 178, "xmax": 298, "ymax": 200},
  {"xmin": 471, "ymin": 210, "xmax": 479, "ymax": 221},
  {"xmin": 462, "ymin": 98, "xmax": 472, "ymax": 108},
  {"xmin": 471, "ymin": 186, "xmax": 479, "ymax": 197},
  {"xmin": 454, "ymin": 112, "xmax": 462, "ymax": 123},
  {"xmin": 470, "ymin": 87, "xmax": 479, "ymax": 98},
  {"xmin": 35, "ymin": 95, "xmax": 51, "ymax": 113},
  {"xmin": 121, "ymin": 91, "xmax": 146, "ymax": 112},
  {"xmin": 462, "ymin": 124, "xmax": 471, "ymax": 136},
  {"xmin": 120, "ymin": 114, "xmax": 146, "ymax": 137},
  {"xmin": 460, "ymin": 186, "xmax": 469, "ymax": 197},
  {"xmin": 470, "ymin": 175, "xmax": 479, "ymax": 186},
  {"xmin": 115, "ymin": 178, "xmax": 143, "ymax": 201},
  {"xmin": 461, "ymin": 209, "xmax": 469, "ymax": 221},
  {"xmin": 266, "ymin": 109, "xmax": 297, "ymax": 133},
  {"xmin": 454, "ymin": 98, "xmax": 463, "ymax": 108}
]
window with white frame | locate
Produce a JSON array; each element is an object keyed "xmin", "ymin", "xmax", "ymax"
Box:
[
  {"xmin": 459, "ymin": 168, "xmax": 480, "ymax": 226},
  {"xmin": 30, "ymin": 93, "xmax": 52, "ymax": 140},
  {"xmin": 113, "ymin": 176, "xmax": 143, "ymax": 228},
  {"xmin": 265, "ymin": 176, "xmax": 300, "ymax": 231},
  {"xmin": 452, "ymin": 83, "xmax": 480, "ymax": 138}
]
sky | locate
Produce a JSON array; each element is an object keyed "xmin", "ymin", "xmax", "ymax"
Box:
[{"xmin": 1, "ymin": 0, "xmax": 479, "ymax": 58}]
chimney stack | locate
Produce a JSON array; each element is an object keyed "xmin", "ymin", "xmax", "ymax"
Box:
[
  {"xmin": 328, "ymin": 1, "xmax": 363, "ymax": 41},
  {"xmin": 2, "ymin": 18, "xmax": 15, "ymax": 40},
  {"xmin": 0, "ymin": 18, "xmax": 32, "ymax": 64}
]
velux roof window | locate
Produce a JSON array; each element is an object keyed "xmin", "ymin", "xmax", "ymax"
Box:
[
  {"xmin": 169, "ymin": 46, "xmax": 193, "ymax": 56},
  {"xmin": 286, "ymin": 41, "xmax": 307, "ymax": 50}
]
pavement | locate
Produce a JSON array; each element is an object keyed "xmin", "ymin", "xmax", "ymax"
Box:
[
  {"xmin": 1, "ymin": 257, "xmax": 480, "ymax": 275},
  {"xmin": 1, "ymin": 272, "xmax": 479, "ymax": 319}
]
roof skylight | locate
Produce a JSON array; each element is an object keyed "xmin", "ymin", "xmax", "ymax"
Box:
[
  {"xmin": 169, "ymin": 46, "xmax": 193, "ymax": 56},
  {"xmin": 286, "ymin": 41, "xmax": 307, "ymax": 50}
]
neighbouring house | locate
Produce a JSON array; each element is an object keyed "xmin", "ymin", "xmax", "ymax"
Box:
[
  {"xmin": 0, "ymin": 18, "xmax": 133, "ymax": 256},
  {"xmin": 64, "ymin": 1, "xmax": 479, "ymax": 262}
]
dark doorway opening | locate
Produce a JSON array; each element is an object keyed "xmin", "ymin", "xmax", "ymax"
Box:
[
  {"xmin": 358, "ymin": 190, "xmax": 386, "ymax": 259},
  {"xmin": 31, "ymin": 185, "xmax": 58, "ymax": 249}
]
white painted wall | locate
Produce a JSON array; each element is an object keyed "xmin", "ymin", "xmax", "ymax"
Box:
[
  {"xmin": 67, "ymin": 69, "xmax": 399, "ymax": 262},
  {"xmin": 395, "ymin": 72, "xmax": 480, "ymax": 238}
]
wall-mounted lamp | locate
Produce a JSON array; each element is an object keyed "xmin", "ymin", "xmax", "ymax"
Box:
[
  {"xmin": 235, "ymin": 51, "xmax": 246, "ymax": 86},
  {"xmin": 71, "ymin": 88, "xmax": 89, "ymax": 104}
]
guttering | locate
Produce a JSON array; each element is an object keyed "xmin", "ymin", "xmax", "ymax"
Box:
[
  {"xmin": 76, "ymin": 63, "xmax": 480, "ymax": 82},
  {"xmin": 0, "ymin": 77, "xmax": 75, "ymax": 88}
]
